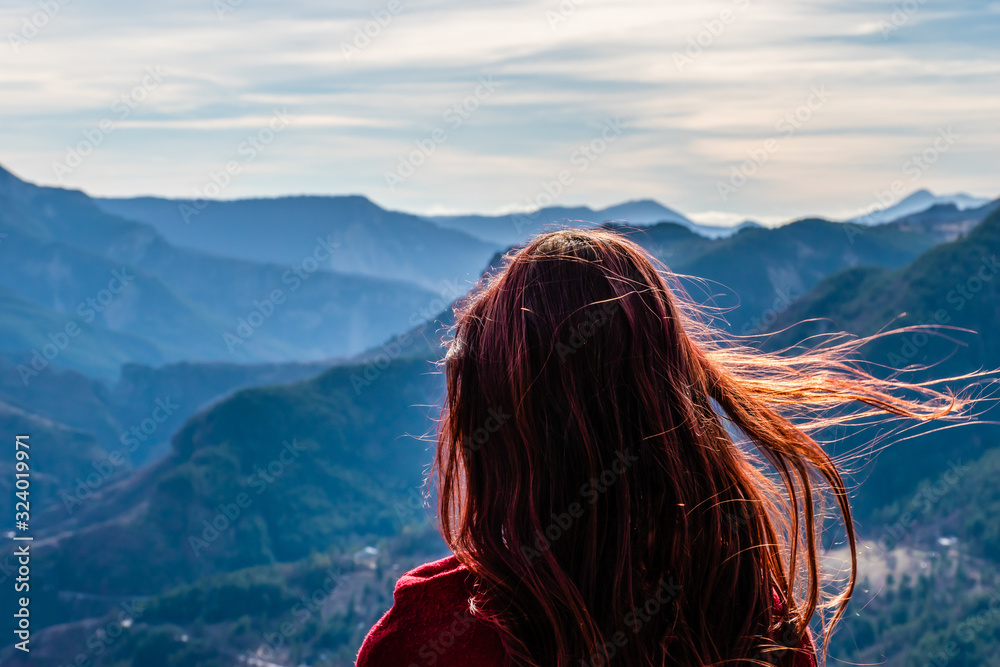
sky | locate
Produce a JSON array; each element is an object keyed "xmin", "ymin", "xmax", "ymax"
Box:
[{"xmin": 1, "ymin": 0, "xmax": 998, "ymax": 225}]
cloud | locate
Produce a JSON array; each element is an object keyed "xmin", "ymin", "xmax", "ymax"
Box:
[
  {"xmin": 0, "ymin": 0, "xmax": 997, "ymax": 220},
  {"xmin": 117, "ymin": 115, "xmax": 401, "ymax": 130}
]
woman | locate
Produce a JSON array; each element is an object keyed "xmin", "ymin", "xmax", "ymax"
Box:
[{"xmin": 357, "ymin": 228, "xmax": 968, "ymax": 666}]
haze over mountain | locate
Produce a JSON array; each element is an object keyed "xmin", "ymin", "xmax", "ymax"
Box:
[
  {"xmin": 96, "ymin": 195, "xmax": 753, "ymax": 287},
  {"xmin": 96, "ymin": 195, "xmax": 498, "ymax": 293},
  {"xmin": 0, "ymin": 164, "xmax": 443, "ymax": 376},
  {"xmin": 98, "ymin": 187, "xmax": 994, "ymax": 265}
]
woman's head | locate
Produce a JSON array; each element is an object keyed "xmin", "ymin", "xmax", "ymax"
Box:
[{"xmin": 435, "ymin": 227, "xmax": 962, "ymax": 666}]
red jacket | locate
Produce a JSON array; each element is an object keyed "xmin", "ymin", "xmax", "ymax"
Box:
[{"xmin": 356, "ymin": 555, "xmax": 818, "ymax": 667}]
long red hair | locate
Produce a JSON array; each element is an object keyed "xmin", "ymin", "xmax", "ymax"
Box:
[{"xmin": 434, "ymin": 228, "xmax": 971, "ymax": 666}]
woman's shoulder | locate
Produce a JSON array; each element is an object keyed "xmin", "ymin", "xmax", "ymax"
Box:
[
  {"xmin": 355, "ymin": 555, "xmax": 506, "ymax": 667},
  {"xmin": 356, "ymin": 559, "xmax": 817, "ymax": 667},
  {"xmin": 396, "ymin": 553, "xmax": 468, "ymax": 584}
]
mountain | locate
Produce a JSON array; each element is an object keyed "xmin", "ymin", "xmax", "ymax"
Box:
[
  {"xmin": 827, "ymin": 439, "xmax": 1000, "ymax": 665},
  {"xmin": 598, "ymin": 199, "xmax": 695, "ymax": 225},
  {"xmin": 1, "ymin": 528, "xmax": 445, "ymax": 667},
  {"xmin": 0, "ymin": 351, "xmax": 335, "ymax": 527},
  {"xmin": 424, "ymin": 199, "xmax": 753, "ymax": 246},
  {"xmin": 614, "ymin": 217, "xmax": 942, "ymax": 335},
  {"xmin": 96, "ymin": 194, "xmax": 497, "ymax": 292},
  {"xmin": 773, "ymin": 206, "xmax": 1000, "ymax": 382},
  {"xmin": 848, "ymin": 188, "xmax": 992, "ymax": 225},
  {"xmin": 0, "ymin": 402, "xmax": 114, "ymax": 521},
  {"xmin": 0, "ymin": 285, "xmax": 166, "ymax": 379},
  {"xmin": 10, "ymin": 207, "xmax": 987, "ymax": 664},
  {"xmin": 885, "ymin": 198, "xmax": 1000, "ymax": 242},
  {"xmin": 0, "ymin": 164, "xmax": 442, "ymax": 373},
  {"xmin": 21, "ymin": 351, "xmax": 447, "ymax": 636},
  {"xmin": 8, "ymin": 160, "xmax": 1000, "ymax": 664},
  {"xmin": 610, "ymin": 220, "xmax": 717, "ymax": 267},
  {"xmin": 0, "ymin": 204, "xmax": 971, "ymax": 534},
  {"xmin": 426, "ymin": 199, "xmax": 687, "ymax": 246},
  {"xmin": 599, "ymin": 201, "xmax": 763, "ymax": 239},
  {"xmin": 766, "ymin": 206, "xmax": 1000, "ymax": 517},
  {"xmin": 104, "ymin": 359, "xmax": 335, "ymax": 464},
  {"xmin": 0, "ymin": 352, "xmax": 121, "ymax": 446},
  {"xmin": 6, "ymin": 210, "xmax": 960, "ymax": 644},
  {"xmin": 426, "ymin": 208, "xmax": 943, "ymax": 336},
  {"xmin": 0, "ymin": 305, "xmax": 455, "ymax": 665},
  {"xmin": 0, "ymin": 224, "xmax": 240, "ymax": 367}
]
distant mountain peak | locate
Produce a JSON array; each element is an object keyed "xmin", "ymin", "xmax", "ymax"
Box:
[
  {"xmin": 849, "ymin": 189, "xmax": 991, "ymax": 225},
  {"xmin": 600, "ymin": 197, "xmax": 672, "ymax": 211},
  {"xmin": 595, "ymin": 199, "xmax": 691, "ymax": 225}
]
